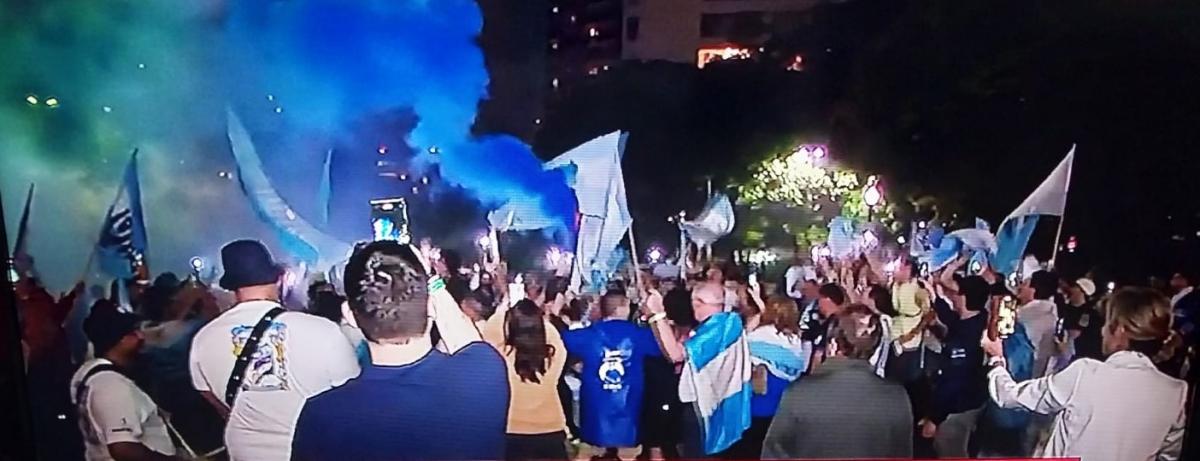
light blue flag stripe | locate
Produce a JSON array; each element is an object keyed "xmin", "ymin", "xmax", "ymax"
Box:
[
  {"xmin": 994, "ymin": 215, "xmax": 1040, "ymax": 275},
  {"xmin": 702, "ymin": 382, "xmax": 753, "ymax": 454},
  {"xmin": 685, "ymin": 313, "xmax": 745, "ymax": 370}
]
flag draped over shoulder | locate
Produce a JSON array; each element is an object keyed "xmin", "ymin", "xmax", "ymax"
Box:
[
  {"xmin": 994, "ymin": 146, "xmax": 1075, "ymax": 275},
  {"xmin": 97, "ymin": 151, "xmax": 148, "ymax": 279},
  {"xmin": 679, "ymin": 312, "xmax": 752, "ymax": 455},
  {"xmin": 747, "ymin": 327, "xmax": 809, "ymax": 382}
]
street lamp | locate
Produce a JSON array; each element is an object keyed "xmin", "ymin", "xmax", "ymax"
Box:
[{"xmin": 863, "ymin": 178, "xmax": 883, "ymax": 221}]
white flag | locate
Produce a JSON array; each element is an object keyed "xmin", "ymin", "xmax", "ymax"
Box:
[
  {"xmin": 681, "ymin": 194, "xmax": 736, "ymax": 247},
  {"xmin": 1006, "ymin": 146, "xmax": 1075, "ymax": 220},
  {"xmin": 545, "ymin": 132, "xmax": 632, "ymax": 291}
]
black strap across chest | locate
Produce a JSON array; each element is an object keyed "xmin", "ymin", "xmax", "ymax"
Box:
[{"xmin": 224, "ymin": 307, "xmax": 286, "ymax": 407}]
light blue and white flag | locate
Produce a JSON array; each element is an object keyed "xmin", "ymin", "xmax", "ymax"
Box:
[
  {"xmin": 747, "ymin": 327, "xmax": 809, "ymax": 382},
  {"xmin": 544, "ymin": 132, "xmax": 632, "ymax": 292},
  {"xmin": 227, "ymin": 109, "xmax": 351, "ymax": 270},
  {"xmin": 682, "ymin": 194, "xmax": 736, "ymax": 247},
  {"xmin": 993, "ymin": 146, "xmax": 1075, "ymax": 275},
  {"xmin": 679, "ymin": 312, "xmax": 752, "ymax": 455}
]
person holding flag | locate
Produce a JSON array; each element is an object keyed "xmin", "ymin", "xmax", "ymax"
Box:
[{"xmin": 643, "ymin": 282, "xmax": 751, "ymax": 458}]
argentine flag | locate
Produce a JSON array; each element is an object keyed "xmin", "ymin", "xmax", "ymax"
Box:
[{"xmin": 679, "ymin": 312, "xmax": 752, "ymax": 454}]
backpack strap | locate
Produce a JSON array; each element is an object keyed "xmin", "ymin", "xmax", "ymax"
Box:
[
  {"xmin": 225, "ymin": 306, "xmax": 286, "ymax": 407},
  {"xmin": 75, "ymin": 363, "xmax": 124, "ymax": 406}
]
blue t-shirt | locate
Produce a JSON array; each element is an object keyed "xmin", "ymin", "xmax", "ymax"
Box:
[
  {"xmin": 290, "ymin": 342, "xmax": 509, "ymax": 461},
  {"xmin": 562, "ymin": 320, "xmax": 661, "ymax": 447}
]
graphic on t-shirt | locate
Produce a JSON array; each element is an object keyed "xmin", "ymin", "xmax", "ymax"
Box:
[
  {"xmin": 230, "ymin": 322, "xmax": 290, "ymax": 392},
  {"xmin": 598, "ymin": 347, "xmax": 628, "ymax": 391}
]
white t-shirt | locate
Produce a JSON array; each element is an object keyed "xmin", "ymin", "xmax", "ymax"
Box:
[
  {"xmin": 1018, "ymin": 299, "xmax": 1060, "ymax": 378},
  {"xmin": 71, "ymin": 359, "xmax": 177, "ymax": 461},
  {"xmin": 189, "ymin": 301, "xmax": 360, "ymax": 461}
]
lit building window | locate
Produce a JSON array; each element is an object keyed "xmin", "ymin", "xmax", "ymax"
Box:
[
  {"xmin": 588, "ymin": 67, "xmax": 599, "ymax": 75},
  {"xmin": 552, "ymin": 6, "xmax": 559, "ymax": 13},
  {"xmin": 534, "ymin": 118, "xmax": 542, "ymax": 125},
  {"xmin": 696, "ymin": 45, "xmax": 753, "ymax": 69},
  {"xmin": 570, "ymin": 15, "xmax": 576, "ymax": 23},
  {"xmin": 551, "ymin": 77, "xmax": 559, "ymax": 89},
  {"xmin": 551, "ymin": 41, "xmax": 559, "ymax": 50},
  {"xmin": 602, "ymin": 65, "xmax": 610, "ymax": 70},
  {"xmin": 588, "ymin": 27, "xmax": 599, "ymax": 38}
]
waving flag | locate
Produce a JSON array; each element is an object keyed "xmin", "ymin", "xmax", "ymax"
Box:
[
  {"xmin": 544, "ymin": 132, "xmax": 632, "ymax": 292},
  {"xmin": 682, "ymin": 194, "xmax": 736, "ymax": 247},
  {"xmin": 227, "ymin": 109, "xmax": 351, "ymax": 269},
  {"xmin": 97, "ymin": 151, "xmax": 148, "ymax": 279},
  {"xmin": 679, "ymin": 312, "xmax": 752, "ymax": 454},
  {"xmin": 994, "ymin": 146, "xmax": 1075, "ymax": 275}
]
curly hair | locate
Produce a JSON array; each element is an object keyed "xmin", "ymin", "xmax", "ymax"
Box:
[{"xmin": 343, "ymin": 241, "xmax": 429, "ymax": 343}]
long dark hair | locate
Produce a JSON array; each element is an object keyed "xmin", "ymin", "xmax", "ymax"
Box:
[{"xmin": 504, "ymin": 299, "xmax": 556, "ymax": 383}]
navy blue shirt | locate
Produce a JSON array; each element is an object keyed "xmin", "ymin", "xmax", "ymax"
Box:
[
  {"xmin": 562, "ymin": 320, "xmax": 661, "ymax": 447},
  {"xmin": 290, "ymin": 342, "xmax": 509, "ymax": 461}
]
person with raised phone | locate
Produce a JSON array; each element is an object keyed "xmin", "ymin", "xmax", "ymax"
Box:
[{"xmin": 289, "ymin": 240, "xmax": 509, "ymax": 461}]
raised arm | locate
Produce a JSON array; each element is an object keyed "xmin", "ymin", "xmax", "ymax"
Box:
[
  {"xmin": 983, "ymin": 331, "xmax": 1085, "ymax": 415},
  {"xmin": 644, "ymin": 289, "xmax": 686, "ymax": 363}
]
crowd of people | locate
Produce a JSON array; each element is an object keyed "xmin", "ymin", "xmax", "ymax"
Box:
[{"xmin": 11, "ymin": 236, "xmax": 1200, "ymax": 460}]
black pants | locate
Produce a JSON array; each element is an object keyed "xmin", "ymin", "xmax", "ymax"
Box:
[
  {"xmin": 680, "ymin": 404, "xmax": 745, "ymax": 460},
  {"xmin": 505, "ymin": 431, "xmax": 568, "ymax": 461},
  {"xmin": 723, "ymin": 416, "xmax": 772, "ymax": 459}
]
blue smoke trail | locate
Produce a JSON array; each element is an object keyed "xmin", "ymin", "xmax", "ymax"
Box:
[{"xmin": 224, "ymin": 0, "xmax": 576, "ymax": 235}]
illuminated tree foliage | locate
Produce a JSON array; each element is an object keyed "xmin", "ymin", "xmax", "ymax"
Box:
[{"xmin": 735, "ymin": 145, "xmax": 895, "ymax": 248}]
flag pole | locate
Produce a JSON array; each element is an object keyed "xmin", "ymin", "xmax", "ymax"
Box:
[
  {"xmin": 627, "ymin": 226, "xmax": 643, "ymax": 293},
  {"xmin": 1048, "ymin": 148, "xmax": 1075, "ymax": 269}
]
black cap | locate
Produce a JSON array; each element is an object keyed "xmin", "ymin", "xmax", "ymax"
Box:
[
  {"xmin": 219, "ymin": 240, "xmax": 284, "ymax": 291},
  {"xmin": 83, "ymin": 302, "xmax": 142, "ymax": 357}
]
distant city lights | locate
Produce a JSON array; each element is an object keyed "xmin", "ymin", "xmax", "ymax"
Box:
[{"xmin": 696, "ymin": 46, "xmax": 752, "ymax": 69}]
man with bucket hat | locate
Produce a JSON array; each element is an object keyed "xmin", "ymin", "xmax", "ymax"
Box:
[{"xmin": 189, "ymin": 240, "xmax": 359, "ymax": 461}]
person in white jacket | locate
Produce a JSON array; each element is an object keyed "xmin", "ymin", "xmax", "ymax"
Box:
[{"xmin": 982, "ymin": 287, "xmax": 1187, "ymax": 461}]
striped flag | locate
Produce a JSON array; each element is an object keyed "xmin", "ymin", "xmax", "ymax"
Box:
[
  {"xmin": 993, "ymin": 146, "xmax": 1074, "ymax": 275},
  {"xmin": 96, "ymin": 150, "xmax": 148, "ymax": 279},
  {"xmin": 679, "ymin": 312, "xmax": 752, "ymax": 454}
]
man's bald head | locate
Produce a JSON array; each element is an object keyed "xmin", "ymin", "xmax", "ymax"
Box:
[{"xmin": 691, "ymin": 282, "xmax": 725, "ymax": 322}]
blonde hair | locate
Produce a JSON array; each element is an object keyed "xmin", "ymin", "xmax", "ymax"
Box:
[
  {"xmin": 1102, "ymin": 287, "xmax": 1180, "ymax": 363},
  {"xmin": 761, "ymin": 295, "xmax": 801, "ymax": 337}
]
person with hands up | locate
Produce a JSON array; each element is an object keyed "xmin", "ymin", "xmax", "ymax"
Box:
[
  {"xmin": 645, "ymin": 282, "xmax": 752, "ymax": 458},
  {"xmin": 981, "ymin": 287, "xmax": 1186, "ymax": 461}
]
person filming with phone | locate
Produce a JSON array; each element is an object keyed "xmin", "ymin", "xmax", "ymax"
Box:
[{"xmin": 982, "ymin": 287, "xmax": 1187, "ymax": 461}]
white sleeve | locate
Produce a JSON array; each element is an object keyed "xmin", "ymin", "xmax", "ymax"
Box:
[
  {"xmin": 785, "ymin": 267, "xmax": 803, "ymax": 299},
  {"xmin": 321, "ymin": 321, "xmax": 361, "ymax": 388},
  {"xmin": 1157, "ymin": 392, "xmax": 1187, "ymax": 461},
  {"xmin": 189, "ymin": 334, "xmax": 211, "ymax": 392},
  {"xmin": 988, "ymin": 358, "xmax": 1088, "ymax": 415},
  {"xmin": 86, "ymin": 377, "xmax": 146, "ymax": 446}
]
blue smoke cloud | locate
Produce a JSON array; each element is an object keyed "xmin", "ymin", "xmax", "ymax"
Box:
[{"xmin": 1, "ymin": 0, "xmax": 574, "ymax": 290}]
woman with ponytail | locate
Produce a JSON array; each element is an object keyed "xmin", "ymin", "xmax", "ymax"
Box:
[
  {"xmin": 483, "ymin": 298, "xmax": 568, "ymax": 460},
  {"xmin": 982, "ymin": 287, "xmax": 1187, "ymax": 461}
]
